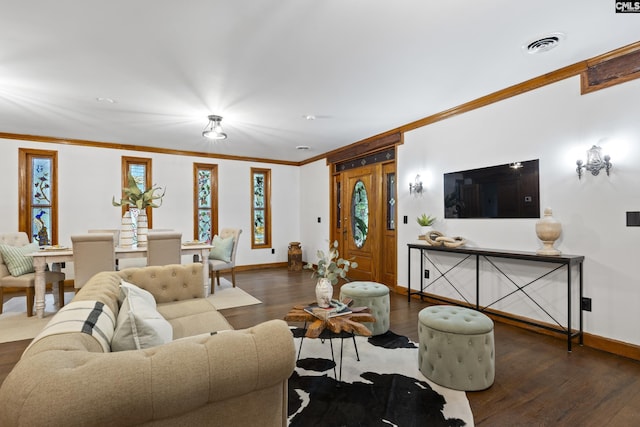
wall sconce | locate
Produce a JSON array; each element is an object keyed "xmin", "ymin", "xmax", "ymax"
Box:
[
  {"xmin": 409, "ymin": 174, "xmax": 423, "ymax": 195},
  {"xmin": 576, "ymin": 145, "xmax": 612, "ymax": 180}
]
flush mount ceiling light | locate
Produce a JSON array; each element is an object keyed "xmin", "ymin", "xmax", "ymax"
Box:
[
  {"xmin": 523, "ymin": 32, "xmax": 565, "ymax": 54},
  {"xmin": 202, "ymin": 115, "xmax": 227, "ymax": 140},
  {"xmin": 96, "ymin": 97, "xmax": 116, "ymax": 103}
]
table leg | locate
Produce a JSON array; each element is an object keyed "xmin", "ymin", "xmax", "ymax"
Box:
[
  {"xmin": 51, "ymin": 263, "xmax": 62, "ymax": 308},
  {"xmin": 200, "ymin": 248, "xmax": 211, "ymax": 296},
  {"xmin": 33, "ymin": 258, "xmax": 47, "ymax": 318}
]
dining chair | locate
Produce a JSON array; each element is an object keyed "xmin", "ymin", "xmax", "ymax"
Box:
[
  {"xmin": 0, "ymin": 232, "xmax": 66, "ymax": 316},
  {"xmin": 208, "ymin": 228, "xmax": 242, "ymax": 294},
  {"xmin": 88, "ymin": 229, "xmax": 120, "ymax": 269},
  {"xmin": 88, "ymin": 229, "xmax": 120, "ymax": 244},
  {"xmin": 71, "ymin": 233, "xmax": 116, "ymax": 291},
  {"xmin": 146, "ymin": 231, "xmax": 182, "ymax": 266}
]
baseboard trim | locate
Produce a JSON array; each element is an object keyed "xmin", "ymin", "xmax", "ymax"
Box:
[
  {"xmin": 235, "ymin": 262, "xmax": 289, "ymax": 272},
  {"xmin": 396, "ymin": 286, "xmax": 640, "ymax": 362}
]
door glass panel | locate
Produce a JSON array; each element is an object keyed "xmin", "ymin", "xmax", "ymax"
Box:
[
  {"xmin": 336, "ymin": 180, "xmax": 342, "ymax": 229},
  {"xmin": 351, "ymin": 180, "xmax": 369, "ymax": 248},
  {"xmin": 387, "ymin": 172, "xmax": 396, "ymax": 230}
]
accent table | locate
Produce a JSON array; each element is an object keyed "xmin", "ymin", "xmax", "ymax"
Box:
[
  {"xmin": 284, "ymin": 302, "xmax": 376, "ymax": 381},
  {"xmin": 407, "ymin": 243, "xmax": 584, "ymax": 351},
  {"xmin": 284, "ymin": 303, "xmax": 375, "ymax": 338},
  {"xmin": 30, "ymin": 244, "xmax": 212, "ymax": 318}
]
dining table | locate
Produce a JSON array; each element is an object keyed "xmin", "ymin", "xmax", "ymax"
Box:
[{"xmin": 29, "ymin": 243, "xmax": 213, "ymax": 318}]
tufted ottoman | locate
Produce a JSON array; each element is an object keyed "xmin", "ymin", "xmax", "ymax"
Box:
[
  {"xmin": 339, "ymin": 281, "xmax": 390, "ymax": 335},
  {"xmin": 418, "ymin": 305, "xmax": 494, "ymax": 391}
]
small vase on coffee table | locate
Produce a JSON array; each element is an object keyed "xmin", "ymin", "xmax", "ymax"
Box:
[{"xmin": 315, "ymin": 278, "xmax": 333, "ymax": 308}]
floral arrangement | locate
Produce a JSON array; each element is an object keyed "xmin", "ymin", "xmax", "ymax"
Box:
[
  {"xmin": 112, "ymin": 172, "xmax": 165, "ymax": 209},
  {"xmin": 304, "ymin": 240, "xmax": 358, "ymax": 285}
]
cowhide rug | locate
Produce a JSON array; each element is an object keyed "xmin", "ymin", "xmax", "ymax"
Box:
[{"xmin": 288, "ymin": 328, "xmax": 473, "ymax": 427}]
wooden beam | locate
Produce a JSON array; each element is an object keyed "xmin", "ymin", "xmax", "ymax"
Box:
[
  {"xmin": 581, "ymin": 43, "xmax": 640, "ymax": 94},
  {"xmin": 326, "ymin": 132, "xmax": 402, "ymax": 164}
]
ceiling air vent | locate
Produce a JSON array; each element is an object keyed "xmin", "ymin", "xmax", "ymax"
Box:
[{"xmin": 524, "ymin": 32, "xmax": 565, "ymax": 54}]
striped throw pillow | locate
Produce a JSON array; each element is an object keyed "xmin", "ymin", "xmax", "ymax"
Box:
[{"xmin": 0, "ymin": 242, "xmax": 40, "ymax": 276}]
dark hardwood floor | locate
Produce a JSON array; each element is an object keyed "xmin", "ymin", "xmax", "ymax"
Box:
[{"xmin": 2, "ymin": 268, "xmax": 640, "ymax": 426}]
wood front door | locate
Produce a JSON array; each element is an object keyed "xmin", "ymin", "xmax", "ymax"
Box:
[{"xmin": 332, "ymin": 160, "xmax": 396, "ymax": 286}]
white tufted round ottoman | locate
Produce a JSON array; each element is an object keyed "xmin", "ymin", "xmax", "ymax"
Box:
[
  {"xmin": 418, "ymin": 305, "xmax": 494, "ymax": 391},
  {"xmin": 339, "ymin": 281, "xmax": 390, "ymax": 335}
]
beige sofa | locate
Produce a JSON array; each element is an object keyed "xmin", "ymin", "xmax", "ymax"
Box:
[{"xmin": 0, "ymin": 263, "xmax": 296, "ymax": 426}]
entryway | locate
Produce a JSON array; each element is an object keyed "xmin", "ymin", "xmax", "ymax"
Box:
[{"xmin": 330, "ymin": 149, "xmax": 397, "ymax": 287}]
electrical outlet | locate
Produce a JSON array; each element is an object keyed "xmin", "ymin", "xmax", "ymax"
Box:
[
  {"xmin": 627, "ymin": 211, "xmax": 640, "ymax": 226},
  {"xmin": 581, "ymin": 297, "xmax": 592, "ymax": 312},
  {"xmin": 424, "ymin": 269, "xmax": 429, "ymax": 279},
  {"xmin": 271, "ymin": 248, "xmax": 275, "ymax": 254},
  {"xmin": 403, "ymin": 215, "xmax": 408, "ymax": 224}
]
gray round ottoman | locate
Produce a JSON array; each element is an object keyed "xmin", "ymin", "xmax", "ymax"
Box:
[
  {"xmin": 418, "ymin": 305, "xmax": 495, "ymax": 391},
  {"xmin": 339, "ymin": 281, "xmax": 390, "ymax": 335}
]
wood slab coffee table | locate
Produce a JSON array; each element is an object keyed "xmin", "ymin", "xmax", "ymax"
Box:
[
  {"xmin": 284, "ymin": 303, "xmax": 376, "ymax": 338},
  {"xmin": 285, "ymin": 302, "xmax": 377, "ymax": 381}
]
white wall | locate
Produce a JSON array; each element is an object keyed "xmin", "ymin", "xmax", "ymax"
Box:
[
  {"xmin": 398, "ymin": 75, "xmax": 640, "ymax": 346},
  {"xmin": 0, "ymin": 139, "xmax": 301, "ymax": 272},
  {"xmin": 2, "ymin": 74, "xmax": 639, "ymax": 347},
  {"xmin": 299, "ymin": 159, "xmax": 331, "ymax": 263}
]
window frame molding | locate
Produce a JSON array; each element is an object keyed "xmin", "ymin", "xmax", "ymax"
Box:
[
  {"xmin": 18, "ymin": 148, "xmax": 59, "ymax": 245},
  {"xmin": 193, "ymin": 163, "xmax": 219, "ymax": 243},
  {"xmin": 250, "ymin": 167, "xmax": 272, "ymax": 249},
  {"xmin": 120, "ymin": 156, "xmax": 153, "ymax": 228}
]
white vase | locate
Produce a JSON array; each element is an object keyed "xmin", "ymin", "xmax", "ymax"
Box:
[
  {"xmin": 535, "ymin": 207, "xmax": 562, "ymax": 256},
  {"xmin": 421, "ymin": 226, "xmax": 433, "ymax": 236},
  {"xmin": 137, "ymin": 209, "xmax": 148, "ymax": 247},
  {"xmin": 119, "ymin": 211, "xmax": 134, "ymax": 248},
  {"xmin": 315, "ymin": 278, "xmax": 333, "ymax": 308}
]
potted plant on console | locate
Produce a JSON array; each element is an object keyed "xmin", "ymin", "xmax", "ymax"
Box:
[
  {"xmin": 417, "ymin": 214, "xmax": 436, "ymax": 236},
  {"xmin": 304, "ymin": 240, "xmax": 357, "ymax": 308}
]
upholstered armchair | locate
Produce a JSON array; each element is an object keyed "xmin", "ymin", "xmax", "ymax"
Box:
[
  {"xmin": 0, "ymin": 232, "xmax": 66, "ymax": 316},
  {"xmin": 70, "ymin": 233, "xmax": 116, "ymax": 290},
  {"xmin": 208, "ymin": 228, "xmax": 242, "ymax": 294}
]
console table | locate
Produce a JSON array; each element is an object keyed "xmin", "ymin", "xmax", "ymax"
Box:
[{"xmin": 407, "ymin": 243, "xmax": 584, "ymax": 351}]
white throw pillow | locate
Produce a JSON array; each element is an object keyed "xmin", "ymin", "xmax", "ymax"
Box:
[{"xmin": 112, "ymin": 280, "xmax": 173, "ymax": 351}]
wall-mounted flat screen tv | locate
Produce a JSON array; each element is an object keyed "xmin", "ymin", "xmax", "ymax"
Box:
[{"xmin": 444, "ymin": 159, "xmax": 540, "ymax": 219}]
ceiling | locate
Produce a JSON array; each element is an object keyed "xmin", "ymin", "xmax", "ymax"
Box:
[{"xmin": 1, "ymin": 1, "xmax": 639, "ymax": 164}]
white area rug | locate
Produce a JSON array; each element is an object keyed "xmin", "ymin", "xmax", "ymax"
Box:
[
  {"xmin": 289, "ymin": 329, "xmax": 474, "ymax": 426},
  {"xmin": 0, "ymin": 292, "xmax": 75, "ymax": 344},
  {"xmin": 207, "ymin": 278, "xmax": 262, "ymax": 310}
]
